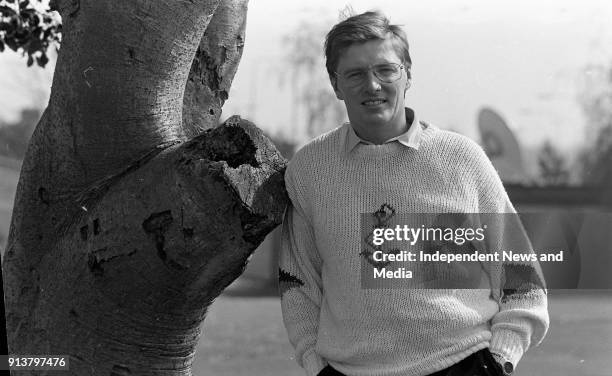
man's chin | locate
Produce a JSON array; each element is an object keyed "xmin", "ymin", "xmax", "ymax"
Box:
[{"xmin": 360, "ymin": 111, "xmax": 391, "ymax": 125}]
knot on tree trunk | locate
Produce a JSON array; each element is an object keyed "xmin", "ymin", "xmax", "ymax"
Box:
[
  {"xmin": 177, "ymin": 115, "xmax": 287, "ymax": 245},
  {"xmin": 181, "ymin": 116, "xmax": 260, "ymax": 170}
]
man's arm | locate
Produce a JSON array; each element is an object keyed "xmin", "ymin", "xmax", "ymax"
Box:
[
  {"xmin": 486, "ymin": 210, "xmax": 549, "ymax": 374},
  {"xmin": 279, "ymin": 166, "xmax": 327, "ymax": 376},
  {"xmin": 472, "ymin": 145, "xmax": 549, "ymax": 373}
]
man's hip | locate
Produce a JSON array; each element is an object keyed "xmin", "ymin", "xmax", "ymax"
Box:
[{"xmin": 317, "ymin": 348, "xmax": 503, "ymax": 376}]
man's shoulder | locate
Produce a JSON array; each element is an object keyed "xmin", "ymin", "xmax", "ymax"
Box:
[
  {"xmin": 284, "ymin": 125, "xmax": 345, "ymax": 196},
  {"xmin": 420, "ymin": 122, "xmax": 501, "ymax": 188},
  {"xmin": 421, "ymin": 122, "xmax": 486, "ymax": 158},
  {"xmin": 289, "ymin": 125, "xmax": 345, "ymax": 168}
]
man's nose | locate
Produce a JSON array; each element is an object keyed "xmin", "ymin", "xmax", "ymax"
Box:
[{"xmin": 363, "ymin": 70, "xmax": 382, "ymax": 92}]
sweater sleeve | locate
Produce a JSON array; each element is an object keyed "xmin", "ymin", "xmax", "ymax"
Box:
[
  {"xmin": 472, "ymin": 145, "xmax": 550, "ymax": 370},
  {"xmin": 279, "ymin": 162, "xmax": 327, "ymax": 376}
]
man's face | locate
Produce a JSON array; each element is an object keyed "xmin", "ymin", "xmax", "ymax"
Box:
[{"xmin": 332, "ymin": 38, "xmax": 409, "ymax": 142}]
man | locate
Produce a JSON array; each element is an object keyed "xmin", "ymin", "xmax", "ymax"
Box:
[{"xmin": 279, "ymin": 11, "xmax": 548, "ymax": 376}]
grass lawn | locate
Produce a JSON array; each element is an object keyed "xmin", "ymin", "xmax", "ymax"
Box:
[{"xmin": 194, "ymin": 290, "xmax": 612, "ymax": 376}]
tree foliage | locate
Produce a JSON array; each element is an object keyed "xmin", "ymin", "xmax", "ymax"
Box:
[
  {"xmin": 537, "ymin": 140, "xmax": 569, "ymax": 186},
  {"xmin": 0, "ymin": 0, "xmax": 61, "ymax": 67},
  {"xmin": 281, "ymin": 19, "xmax": 346, "ymax": 140}
]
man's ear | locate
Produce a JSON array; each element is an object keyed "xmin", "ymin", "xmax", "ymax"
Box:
[
  {"xmin": 331, "ymin": 76, "xmax": 344, "ymax": 100},
  {"xmin": 404, "ymin": 79, "xmax": 412, "ymax": 94}
]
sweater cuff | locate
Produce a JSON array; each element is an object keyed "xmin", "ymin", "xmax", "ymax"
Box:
[
  {"xmin": 489, "ymin": 328, "xmax": 525, "ymax": 368},
  {"xmin": 302, "ymin": 349, "xmax": 327, "ymax": 376}
]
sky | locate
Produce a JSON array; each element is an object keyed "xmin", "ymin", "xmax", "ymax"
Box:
[{"xmin": 1, "ymin": 0, "xmax": 612, "ymax": 155}]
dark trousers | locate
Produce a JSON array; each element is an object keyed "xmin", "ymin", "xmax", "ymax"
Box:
[{"xmin": 317, "ymin": 348, "xmax": 503, "ymax": 376}]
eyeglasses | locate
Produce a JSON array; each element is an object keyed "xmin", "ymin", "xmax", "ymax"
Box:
[{"xmin": 335, "ymin": 63, "xmax": 404, "ymax": 87}]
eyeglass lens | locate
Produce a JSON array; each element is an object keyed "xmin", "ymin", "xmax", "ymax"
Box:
[{"xmin": 340, "ymin": 64, "xmax": 402, "ymax": 86}]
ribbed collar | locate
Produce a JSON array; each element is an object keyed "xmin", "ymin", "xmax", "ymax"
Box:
[{"xmin": 343, "ymin": 108, "xmax": 423, "ymax": 155}]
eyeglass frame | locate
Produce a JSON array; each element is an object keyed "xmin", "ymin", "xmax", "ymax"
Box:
[{"xmin": 333, "ymin": 62, "xmax": 405, "ymax": 87}]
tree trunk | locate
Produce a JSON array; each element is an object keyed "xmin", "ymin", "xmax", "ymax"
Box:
[{"xmin": 1, "ymin": 1, "xmax": 287, "ymax": 374}]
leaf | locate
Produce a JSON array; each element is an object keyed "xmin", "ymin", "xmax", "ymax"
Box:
[
  {"xmin": 5, "ymin": 36, "xmax": 18, "ymax": 51},
  {"xmin": 0, "ymin": 6, "xmax": 18, "ymax": 18},
  {"xmin": 20, "ymin": 7, "xmax": 36, "ymax": 15},
  {"xmin": 1, "ymin": 19, "xmax": 19, "ymax": 36},
  {"xmin": 26, "ymin": 53, "xmax": 33, "ymax": 66},
  {"xmin": 26, "ymin": 36, "xmax": 41, "ymax": 53},
  {"xmin": 14, "ymin": 28, "xmax": 29, "ymax": 42},
  {"xmin": 36, "ymin": 52, "xmax": 48, "ymax": 67},
  {"xmin": 0, "ymin": 40, "xmax": 4, "ymax": 52},
  {"xmin": 30, "ymin": 25, "xmax": 43, "ymax": 41},
  {"xmin": 20, "ymin": 9, "xmax": 39, "ymax": 26}
]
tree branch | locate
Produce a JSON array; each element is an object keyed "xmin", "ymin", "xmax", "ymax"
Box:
[{"xmin": 183, "ymin": 0, "xmax": 249, "ymax": 136}]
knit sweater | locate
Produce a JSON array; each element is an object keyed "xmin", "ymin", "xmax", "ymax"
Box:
[{"xmin": 279, "ymin": 118, "xmax": 549, "ymax": 376}]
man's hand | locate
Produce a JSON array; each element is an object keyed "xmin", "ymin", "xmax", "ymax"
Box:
[{"xmin": 490, "ymin": 352, "xmax": 514, "ymax": 376}]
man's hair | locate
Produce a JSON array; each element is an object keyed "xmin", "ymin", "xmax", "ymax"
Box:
[{"xmin": 324, "ymin": 11, "xmax": 412, "ymax": 80}]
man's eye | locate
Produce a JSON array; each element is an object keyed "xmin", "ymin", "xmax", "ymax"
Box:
[
  {"xmin": 376, "ymin": 66, "xmax": 396, "ymax": 75},
  {"xmin": 345, "ymin": 71, "xmax": 365, "ymax": 81}
]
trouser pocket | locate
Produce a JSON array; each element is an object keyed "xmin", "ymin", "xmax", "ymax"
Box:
[
  {"xmin": 317, "ymin": 348, "xmax": 504, "ymax": 376},
  {"xmin": 432, "ymin": 348, "xmax": 503, "ymax": 376}
]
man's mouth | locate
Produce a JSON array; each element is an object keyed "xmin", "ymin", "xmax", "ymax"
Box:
[{"xmin": 362, "ymin": 99, "xmax": 386, "ymax": 106}]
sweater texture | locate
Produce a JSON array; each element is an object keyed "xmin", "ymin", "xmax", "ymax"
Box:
[{"xmin": 279, "ymin": 118, "xmax": 549, "ymax": 376}]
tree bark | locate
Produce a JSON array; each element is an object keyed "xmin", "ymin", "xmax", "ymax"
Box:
[
  {"xmin": 183, "ymin": 0, "xmax": 249, "ymax": 136},
  {"xmin": 2, "ymin": 0, "xmax": 287, "ymax": 374}
]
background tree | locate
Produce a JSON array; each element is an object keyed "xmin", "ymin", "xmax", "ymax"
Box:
[
  {"xmin": 537, "ymin": 140, "xmax": 570, "ymax": 186},
  {"xmin": 1, "ymin": 1, "xmax": 288, "ymax": 375},
  {"xmin": 281, "ymin": 19, "xmax": 346, "ymax": 140}
]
